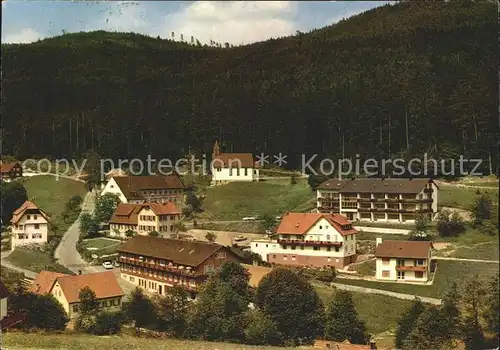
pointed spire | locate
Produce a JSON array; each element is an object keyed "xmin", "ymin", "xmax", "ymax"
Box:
[{"xmin": 213, "ymin": 140, "xmax": 220, "ymax": 157}]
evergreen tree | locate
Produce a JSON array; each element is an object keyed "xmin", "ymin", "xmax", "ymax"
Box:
[
  {"xmin": 155, "ymin": 285, "xmax": 190, "ymax": 336},
  {"xmin": 244, "ymin": 309, "xmax": 282, "ymax": 346},
  {"xmin": 403, "ymin": 306, "xmax": 453, "ymax": 350},
  {"xmin": 460, "ymin": 275, "xmax": 486, "ymax": 350},
  {"xmin": 255, "ymin": 268, "xmax": 325, "ymax": 345},
  {"xmin": 484, "ymin": 273, "xmax": 499, "ymax": 337},
  {"xmin": 441, "ymin": 282, "xmax": 460, "ymax": 332},
  {"xmin": 395, "ymin": 297, "xmax": 426, "ymax": 348},
  {"xmin": 185, "ymin": 265, "xmax": 249, "ymax": 342},
  {"xmin": 122, "ymin": 287, "xmax": 157, "ymax": 333},
  {"xmin": 471, "ymin": 193, "xmax": 493, "ymax": 225},
  {"xmin": 0, "ymin": 181, "xmax": 28, "ymax": 225},
  {"xmin": 75, "ymin": 287, "xmax": 100, "ymax": 332},
  {"xmin": 324, "ymin": 290, "xmax": 368, "ymax": 344}
]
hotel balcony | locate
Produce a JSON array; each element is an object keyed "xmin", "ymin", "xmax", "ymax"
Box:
[
  {"xmin": 119, "ymin": 257, "xmax": 204, "ymax": 277},
  {"xmin": 120, "ymin": 268, "xmax": 200, "ymax": 292},
  {"xmin": 278, "ymin": 239, "xmax": 343, "ymax": 247},
  {"xmin": 396, "ymin": 265, "xmax": 427, "ymax": 272}
]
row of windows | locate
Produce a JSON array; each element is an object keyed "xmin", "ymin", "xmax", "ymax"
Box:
[
  {"xmin": 25, "ymin": 214, "xmax": 39, "ymax": 220},
  {"xmin": 72, "ymin": 299, "xmax": 120, "ymax": 312},
  {"xmin": 159, "ymin": 225, "xmax": 174, "ymax": 232},
  {"xmin": 17, "ymin": 233, "xmax": 43, "ymax": 239},
  {"xmin": 15, "ymin": 223, "xmax": 42, "ymax": 230},
  {"xmin": 122, "ymin": 264, "xmax": 197, "ymax": 281},
  {"xmin": 282, "ymin": 245, "xmax": 341, "ymax": 252},
  {"xmin": 138, "ymin": 189, "xmax": 183, "ymax": 196}
]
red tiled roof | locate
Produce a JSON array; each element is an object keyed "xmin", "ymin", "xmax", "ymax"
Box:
[
  {"xmin": 10, "ymin": 200, "xmax": 50, "ymax": 224},
  {"xmin": 30, "ymin": 270, "xmax": 70, "ymax": 295},
  {"xmin": 374, "ymin": 240, "xmax": 432, "ymax": 259},
  {"xmin": 0, "ymin": 162, "xmax": 21, "ymax": 173},
  {"xmin": 213, "ymin": 153, "xmax": 257, "ymax": 168},
  {"xmin": 54, "ymin": 271, "xmax": 124, "ymax": 304},
  {"xmin": 276, "ymin": 212, "xmax": 357, "ymax": 236},
  {"xmin": 118, "ymin": 236, "xmax": 241, "ymax": 267},
  {"xmin": 109, "ymin": 202, "xmax": 180, "ymax": 225}
]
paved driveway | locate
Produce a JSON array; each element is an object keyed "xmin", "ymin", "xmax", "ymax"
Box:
[{"xmin": 54, "ymin": 190, "xmax": 97, "ymax": 274}]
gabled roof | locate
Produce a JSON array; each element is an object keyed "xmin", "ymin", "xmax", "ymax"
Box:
[
  {"xmin": 10, "ymin": 200, "xmax": 50, "ymax": 224},
  {"xmin": 30, "ymin": 270, "xmax": 70, "ymax": 295},
  {"xmin": 0, "ymin": 280, "xmax": 10, "ymax": 298},
  {"xmin": 112, "ymin": 175, "xmax": 185, "ymax": 200},
  {"xmin": 276, "ymin": 212, "xmax": 357, "ymax": 236},
  {"xmin": 0, "ymin": 162, "xmax": 21, "ymax": 173},
  {"xmin": 118, "ymin": 236, "xmax": 240, "ymax": 267},
  {"xmin": 109, "ymin": 202, "xmax": 180, "ymax": 225},
  {"xmin": 374, "ymin": 240, "xmax": 433, "ymax": 259},
  {"xmin": 317, "ymin": 178, "xmax": 436, "ymax": 194},
  {"xmin": 213, "ymin": 153, "xmax": 258, "ymax": 168},
  {"xmin": 53, "ymin": 271, "xmax": 124, "ymax": 304}
]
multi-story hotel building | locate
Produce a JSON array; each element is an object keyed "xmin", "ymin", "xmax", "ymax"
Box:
[
  {"xmin": 251, "ymin": 212, "xmax": 358, "ymax": 269},
  {"xmin": 10, "ymin": 200, "xmax": 49, "ymax": 250},
  {"xmin": 316, "ymin": 178, "xmax": 438, "ymax": 223},
  {"xmin": 117, "ymin": 236, "xmax": 243, "ymax": 298},
  {"xmin": 109, "ymin": 202, "xmax": 181, "ymax": 238},
  {"xmin": 101, "ymin": 175, "xmax": 186, "ymax": 205}
]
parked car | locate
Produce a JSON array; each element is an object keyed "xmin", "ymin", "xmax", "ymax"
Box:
[
  {"xmin": 265, "ymin": 229, "xmax": 272, "ymax": 235},
  {"xmin": 242, "ymin": 216, "xmax": 258, "ymax": 221},
  {"xmin": 234, "ymin": 235, "xmax": 247, "ymax": 242},
  {"xmin": 102, "ymin": 261, "xmax": 113, "ymax": 269},
  {"xmin": 275, "ymin": 216, "xmax": 282, "ymax": 220}
]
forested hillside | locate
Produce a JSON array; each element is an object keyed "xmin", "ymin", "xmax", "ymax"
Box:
[{"xmin": 1, "ymin": 1, "xmax": 497, "ymax": 173}]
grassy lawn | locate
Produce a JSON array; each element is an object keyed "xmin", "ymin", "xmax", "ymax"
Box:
[
  {"xmin": 352, "ymin": 259, "xmax": 376, "ymax": 276},
  {"xmin": 199, "ymin": 178, "xmax": 314, "ymax": 220},
  {"xmin": 332, "ymin": 260, "xmax": 498, "ymax": 298},
  {"xmin": 3, "ymin": 331, "xmax": 290, "ymax": 350},
  {"xmin": 446, "ymin": 242, "xmax": 499, "ymax": 261},
  {"xmin": 437, "ymin": 227, "xmax": 499, "ymax": 245},
  {"xmin": 82, "ymin": 237, "xmax": 122, "ymax": 249},
  {"xmin": 19, "ymin": 175, "xmax": 87, "ymax": 221},
  {"xmin": 0, "ymin": 266, "xmax": 25, "ymax": 290},
  {"xmin": 314, "ymin": 284, "xmax": 411, "ymax": 339},
  {"xmin": 438, "ymin": 184, "xmax": 498, "ymax": 210},
  {"xmin": 197, "ymin": 221, "xmax": 263, "ymax": 233},
  {"xmin": 5, "ymin": 247, "xmax": 74, "ymax": 274},
  {"xmin": 357, "ymin": 231, "xmax": 408, "ymax": 241}
]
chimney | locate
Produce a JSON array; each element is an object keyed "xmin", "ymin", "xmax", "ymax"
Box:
[
  {"xmin": 35, "ymin": 284, "xmax": 40, "ymax": 293},
  {"xmin": 78, "ymin": 270, "xmax": 82, "ymax": 275},
  {"xmin": 376, "ymin": 237, "xmax": 383, "ymax": 246},
  {"xmin": 370, "ymin": 340, "xmax": 377, "ymax": 349}
]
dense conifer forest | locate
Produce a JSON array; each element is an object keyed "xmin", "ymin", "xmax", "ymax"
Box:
[{"xmin": 1, "ymin": 1, "xmax": 497, "ymax": 173}]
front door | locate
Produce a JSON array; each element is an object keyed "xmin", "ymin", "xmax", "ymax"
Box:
[{"xmin": 158, "ymin": 285, "xmax": 162, "ymax": 295}]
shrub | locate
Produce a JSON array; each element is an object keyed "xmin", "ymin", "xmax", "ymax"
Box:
[{"xmin": 90, "ymin": 310, "xmax": 124, "ymax": 335}]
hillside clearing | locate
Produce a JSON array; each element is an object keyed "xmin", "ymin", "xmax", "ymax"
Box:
[
  {"xmin": 2, "ymin": 331, "xmax": 292, "ymax": 350},
  {"xmin": 198, "ymin": 179, "xmax": 314, "ymax": 221}
]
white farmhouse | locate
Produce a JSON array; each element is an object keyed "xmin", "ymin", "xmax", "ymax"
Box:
[
  {"xmin": 374, "ymin": 238, "xmax": 433, "ymax": 283},
  {"xmin": 10, "ymin": 201, "xmax": 49, "ymax": 250},
  {"xmin": 210, "ymin": 141, "xmax": 259, "ymax": 185},
  {"xmin": 251, "ymin": 212, "xmax": 358, "ymax": 269}
]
